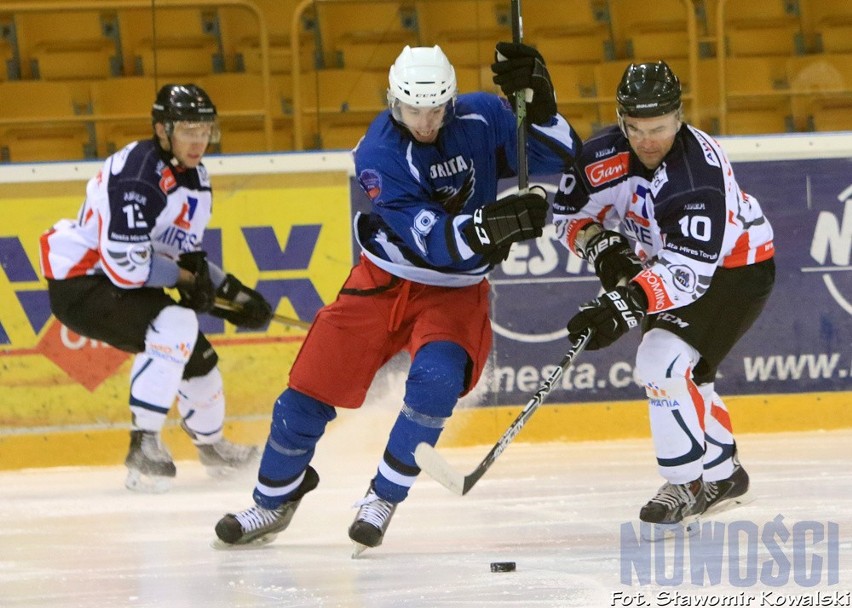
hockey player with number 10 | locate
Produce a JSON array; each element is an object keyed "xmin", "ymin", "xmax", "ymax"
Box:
[
  {"xmin": 215, "ymin": 43, "xmax": 581, "ymax": 554},
  {"xmin": 558, "ymin": 61, "xmax": 776, "ymax": 529}
]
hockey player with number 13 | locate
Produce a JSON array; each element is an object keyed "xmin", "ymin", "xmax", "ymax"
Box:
[
  {"xmin": 39, "ymin": 84, "xmax": 271, "ymax": 492},
  {"xmin": 215, "ymin": 42, "xmax": 581, "ymax": 555},
  {"xmin": 557, "ymin": 61, "xmax": 776, "ymax": 530}
]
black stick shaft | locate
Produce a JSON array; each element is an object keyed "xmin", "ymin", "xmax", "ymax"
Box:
[{"xmin": 510, "ymin": 0, "xmax": 528, "ymax": 193}]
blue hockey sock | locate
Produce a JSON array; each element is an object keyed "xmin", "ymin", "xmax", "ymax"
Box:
[
  {"xmin": 373, "ymin": 341, "xmax": 467, "ymax": 503},
  {"xmin": 253, "ymin": 388, "xmax": 336, "ymax": 509}
]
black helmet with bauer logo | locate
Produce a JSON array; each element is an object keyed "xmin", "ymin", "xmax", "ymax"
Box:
[
  {"xmin": 616, "ymin": 61, "xmax": 682, "ymax": 118},
  {"xmin": 151, "ymin": 83, "xmax": 219, "ymax": 143}
]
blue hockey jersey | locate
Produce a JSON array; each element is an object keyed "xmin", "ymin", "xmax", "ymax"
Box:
[{"xmin": 353, "ymin": 92, "xmax": 580, "ymax": 287}]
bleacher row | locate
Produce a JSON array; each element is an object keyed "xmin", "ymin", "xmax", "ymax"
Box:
[{"xmin": 1, "ymin": 0, "xmax": 850, "ymax": 162}]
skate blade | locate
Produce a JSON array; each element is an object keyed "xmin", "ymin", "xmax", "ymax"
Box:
[
  {"xmin": 639, "ymin": 517, "xmax": 701, "ymax": 542},
  {"xmin": 125, "ymin": 470, "xmax": 173, "ymax": 494},
  {"xmin": 351, "ymin": 542, "xmax": 370, "ymax": 559},
  {"xmin": 703, "ymin": 490, "xmax": 754, "ymax": 518},
  {"xmin": 210, "ymin": 533, "xmax": 279, "ymax": 550}
]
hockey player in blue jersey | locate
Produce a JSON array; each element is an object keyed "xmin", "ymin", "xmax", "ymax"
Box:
[
  {"xmin": 557, "ymin": 62, "xmax": 775, "ymax": 530},
  {"xmin": 215, "ymin": 43, "xmax": 581, "ymax": 554}
]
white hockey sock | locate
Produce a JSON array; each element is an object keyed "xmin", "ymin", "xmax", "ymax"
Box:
[
  {"xmin": 177, "ymin": 367, "xmax": 226, "ymax": 445},
  {"xmin": 637, "ymin": 329, "xmax": 705, "ymax": 484},
  {"xmin": 128, "ymin": 306, "xmax": 197, "ymax": 432},
  {"xmin": 700, "ymin": 383, "xmax": 737, "ymax": 482}
]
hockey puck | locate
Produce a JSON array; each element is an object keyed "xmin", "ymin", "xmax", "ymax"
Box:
[{"xmin": 490, "ymin": 561, "xmax": 516, "ymax": 573}]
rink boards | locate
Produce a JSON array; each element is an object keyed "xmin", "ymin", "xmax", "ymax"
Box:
[{"xmin": 0, "ymin": 135, "xmax": 850, "ymax": 469}]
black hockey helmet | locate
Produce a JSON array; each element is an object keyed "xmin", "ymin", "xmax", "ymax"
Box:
[
  {"xmin": 616, "ymin": 61, "xmax": 682, "ymax": 118},
  {"xmin": 152, "ymin": 83, "xmax": 217, "ymax": 124},
  {"xmin": 151, "ymin": 83, "xmax": 220, "ymax": 145}
]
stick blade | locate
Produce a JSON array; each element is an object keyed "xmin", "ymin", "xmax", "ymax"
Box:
[{"xmin": 414, "ymin": 442, "xmax": 466, "ymax": 496}]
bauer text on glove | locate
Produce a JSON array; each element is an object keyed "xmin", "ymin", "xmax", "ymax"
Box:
[
  {"xmin": 491, "ymin": 41, "xmax": 557, "ymax": 125},
  {"xmin": 577, "ymin": 226, "xmax": 644, "ymax": 292},
  {"xmin": 566, "ymin": 285, "xmax": 647, "ymax": 350}
]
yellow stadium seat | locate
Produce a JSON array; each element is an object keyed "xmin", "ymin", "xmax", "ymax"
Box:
[
  {"xmin": 219, "ymin": 0, "xmax": 315, "ymax": 73},
  {"xmin": 415, "ymin": 0, "xmax": 507, "ymax": 42},
  {"xmin": 800, "ymin": 0, "xmax": 850, "ymax": 50},
  {"xmin": 319, "ymin": 118, "xmax": 372, "ymax": 151},
  {"xmin": 15, "ymin": 11, "xmax": 121, "ymax": 80},
  {"xmin": 134, "ymin": 38, "xmax": 221, "ymax": 78},
  {"xmin": 197, "ymin": 73, "xmax": 283, "ymax": 153},
  {"xmin": 454, "ymin": 66, "xmax": 483, "ymax": 95},
  {"xmin": 725, "ymin": 20, "xmax": 802, "ymax": 56},
  {"xmin": 89, "ymin": 77, "xmax": 158, "ymax": 156},
  {"xmin": 1, "ymin": 39, "xmax": 13, "ymax": 81},
  {"xmin": 548, "ymin": 62, "xmax": 597, "ymax": 101},
  {"xmin": 119, "ymin": 7, "xmax": 224, "ymax": 77},
  {"xmin": 810, "ymin": 96, "xmax": 852, "ymax": 132},
  {"xmin": 593, "ymin": 60, "xmax": 630, "ymax": 123},
  {"xmin": 414, "ymin": 0, "xmax": 509, "ymax": 68},
  {"xmin": 629, "ymin": 29, "xmax": 691, "ymax": 61},
  {"xmin": 524, "ymin": 0, "xmax": 607, "ymax": 37},
  {"xmin": 338, "ymin": 35, "xmax": 419, "ymax": 71},
  {"xmin": 787, "ymin": 53, "xmax": 852, "ymax": 92},
  {"xmin": 609, "ymin": 0, "xmax": 690, "ymax": 60},
  {"xmin": 302, "ymin": 68, "xmax": 388, "ymax": 116},
  {"xmin": 724, "ymin": 56, "xmax": 789, "ymax": 98},
  {"xmin": 817, "ymin": 18, "xmax": 852, "ymax": 53},
  {"xmin": 534, "ymin": 28, "xmax": 613, "ymax": 65},
  {"xmin": 316, "ymin": 1, "xmax": 416, "ymax": 68},
  {"xmin": 725, "ymin": 101, "xmax": 793, "ymax": 135},
  {"xmin": 786, "ymin": 54, "xmax": 852, "ymax": 130},
  {"xmin": 720, "ymin": 56, "xmax": 792, "ymax": 134},
  {"xmin": 0, "ymin": 80, "xmax": 93, "ymax": 162}
]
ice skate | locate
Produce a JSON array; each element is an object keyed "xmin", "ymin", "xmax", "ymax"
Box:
[
  {"xmin": 704, "ymin": 460, "xmax": 751, "ymax": 516},
  {"xmin": 196, "ymin": 439, "xmax": 260, "ymax": 478},
  {"xmin": 124, "ymin": 430, "xmax": 176, "ymax": 493},
  {"xmin": 348, "ymin": 482, "xmax": 398, "ymax": 558},
  {"xmin": 638, "ymin": 478, "xmax": 705, "ymax": 540},
  {"xmin": 214, "ymin": 466, "xmax": 319, "ymax": 547}
]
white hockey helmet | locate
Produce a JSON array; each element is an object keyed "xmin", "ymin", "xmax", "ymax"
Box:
[{"xmin": 387, "ymin": 45, "xmax": 457, "ymax": 124}]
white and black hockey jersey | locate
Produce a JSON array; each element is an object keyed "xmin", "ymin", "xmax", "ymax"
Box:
[
  {"xmin": 40, "ymin": 139, "xmax": 212, "ymax": 288},
  {"xmin": 553, "ymin": 124, "xmax": 775, "ymax": 313}
]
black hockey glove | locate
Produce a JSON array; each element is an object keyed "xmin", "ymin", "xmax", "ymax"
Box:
[
  {"xmin": 579, "ymin": 229, "xmax": 644, "ymax": 291},
  {"xmin": 175, "ymin": 251, "xmax": 216, "ymax": 313},
  {"xmin": 566, "ymin": 285, "xmax": 647, "ymax": 351},
  {"xmin": 462, "ymin": 189, "xmax": 549, "ymax": 260},
  {"xmin": 211, "ymin": 274, "xmax": 273, "ymax": 329},
  {"xmin": 491, "ymin": 41, "xmax": 557, "ymax": 125}
]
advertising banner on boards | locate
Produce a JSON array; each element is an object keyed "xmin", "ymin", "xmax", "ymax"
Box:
[{"xmin": 1, "ymin": 153, "xmax": 848, "ymax": 430}]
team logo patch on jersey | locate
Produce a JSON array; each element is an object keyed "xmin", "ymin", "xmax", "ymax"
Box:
[
  {"xmin": 585, "ymin": 152, "xmax": 629, "ymax": 187},
  {"xmin": 159, "ymin": 167, "xmax": 177, "ymax": 193},
  {"xmin": 670, "ymin": 264, "xmax": 697, "ymax": 293},
  {"xmin": 128, "ymin": 244, "xmax": 151, "ymax": 266},
  {"xmin": 411, "ymin": 209, "xmax": 438, "ymax": 254},
  {"xmin": 359, "ymin": 169, "xmax": 382, "ymax": 201},
  {"xmin": 650, "ymin": 164, "xmax": 669, "ymax": 196}
]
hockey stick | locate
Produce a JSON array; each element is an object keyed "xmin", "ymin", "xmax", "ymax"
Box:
[
  {"xmin": 414, "ymin": 327, "xmax": 594, "ymax": 495},
  {"xmin": 510, "ymin": 0, "xmax": 529, "ymax": 193},
  {"xmin": 213, "ymin": 297, "xmax": 312, "ymax": 330}
]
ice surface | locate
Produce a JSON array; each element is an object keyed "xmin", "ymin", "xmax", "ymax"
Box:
[{"xmin": 1, "ymin": 409, "xmax": 850, "ymax": 608}]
